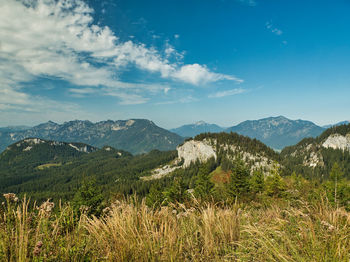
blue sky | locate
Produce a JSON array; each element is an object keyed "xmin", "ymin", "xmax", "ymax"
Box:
[{"xmin": 0, "ymin": 0, "xmax": 349, "ymax": 128}]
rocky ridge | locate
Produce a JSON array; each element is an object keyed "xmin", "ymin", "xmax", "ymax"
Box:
[
  {"xmin": 142, "ymin": 134, "xmax": 279, "ymax": 180},
  {"xmin": 0, "ymin": 119, "xmax": 184, "ymax": 155},
  {"xmin": 281, "ymin": 124, "xmax": 350, "ymax": 170},
  {"xmin": 322, "ymin": 134, "xmax": 350, "ymax": 151}
]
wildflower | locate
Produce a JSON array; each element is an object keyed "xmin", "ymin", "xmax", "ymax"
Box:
[
  {"xmin": 3, "ymin": 193, "xmax": 17, "ymax": 202},
  {"xmin": 38, "ymin": 200, "xmax": 55, "ymax": 215}
]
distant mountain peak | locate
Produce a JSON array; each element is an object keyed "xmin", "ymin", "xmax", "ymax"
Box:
[
  {"xmin": 194, "ymin": 120, "xmax": 207, "ymax": 126},
  {"xmin": 0, "ymin": 118, "xmax": 184, "ymax": 154},
  {"xmin": 170, "ymin": 122, "xmax": 224, "ymax": 138},
  {"xmin": 226, "ymin": 116, "xmax": 325, "ymax": 150}
]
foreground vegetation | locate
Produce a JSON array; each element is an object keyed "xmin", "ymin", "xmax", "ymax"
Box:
[
  {"xmin": 1, "ymin": 188, "xmax": 350, "ymax": 261},
  {"xmin": 1, "ymin": 128, "xmax": 350, "ymax": 261}
]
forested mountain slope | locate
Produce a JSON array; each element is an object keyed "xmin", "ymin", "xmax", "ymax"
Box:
[
  {"xmin": 281, "ymin": 124, "xmax": 350, "ymax": 179},
  {"xmin": 0, "ymin": 119, "xmax": 184, "ymax": 154}
]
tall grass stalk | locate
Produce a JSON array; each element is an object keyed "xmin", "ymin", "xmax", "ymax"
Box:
[{"xmin": 0, "ymin": 195, "xmax": 349, "ymax": 261}]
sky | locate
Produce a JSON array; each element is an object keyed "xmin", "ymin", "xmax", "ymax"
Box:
[{"xmin": 1, "ymin": 0, "xmax": 350, "ymax": 129}]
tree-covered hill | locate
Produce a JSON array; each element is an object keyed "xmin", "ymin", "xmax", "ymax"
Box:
[
  {"xmin": 0, "ymin": 138, "xmax": 177, "ymax": 201},
  {"xmin": 281, "ymin": 124, "xmax": 350, "ymax": 179}
]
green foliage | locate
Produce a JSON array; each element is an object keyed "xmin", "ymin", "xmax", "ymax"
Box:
[
  {"xmin": 193, "ymin": 158, "xmax": 216, "ymax": 200},
  {"xmin": 73, "ymin": 178, "xmax": 104, "ymax": 217},
  {"xmin": 330, "ymin": 162, "xmax": 344, "ymax": 181},
  {"xmin": 145, "ymin": 183, "xmax": 164, "ymax": 207},
  {"xmin": 265, "ymin": 165, "xmax": 286, "ymax": 197},
  {"xmin": 0, "ymin": 146, "xmax": 177, "ymax": 202},
  {"xmin": 227, "ymin": 160, "xmax": 250, "ymax": 199},
  {"xmin": 250, "ymin": 169, "xmax": 265, "ymax": 195},
  {"xmin": 163, "ymin": 177, "xmax": 189, "ymax": 204}
]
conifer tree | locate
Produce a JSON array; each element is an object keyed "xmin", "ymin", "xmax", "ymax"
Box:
[
  {"xmin": 250, "ymin": 169, "xmax": 265, "ymax": 195},
  {"xmin": 73, "ymin": 178, "xmax": 104, "ymax": 217},
  {"xmin": 330, "ymin": 162, "xmax": 344, "ymax": 206},
  {"xmin": 227, "ymin": 160, "xmax": 250, "ymax": 198},
  {"xmin": 194, "ymin": 165, "xmax": 215, "ymax": 200}
]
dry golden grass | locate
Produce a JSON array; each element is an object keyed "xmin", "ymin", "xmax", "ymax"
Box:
[{"xmin": 0, "ymin": 195, "xmax": 349, "ymax": 261}]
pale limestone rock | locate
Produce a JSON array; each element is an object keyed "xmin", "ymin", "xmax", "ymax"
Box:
[
  {"xmin": 322, "ymin": 134, "xmax": 350, "ymax": 151},
  {"xmin": 177, "ymin": 140, "xmax": 217, "ymax": 168},
  {"xmin": 141, "ymin": 165, "xmax": 181, "ymax": 181}
]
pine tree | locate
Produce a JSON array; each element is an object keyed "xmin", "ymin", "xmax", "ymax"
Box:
[
  {"xmin": 73, "ymin": 178, "xmax": 104, "ymax": 217},
  {"xmin": 250, "ymin": 169, "xmax": 265, "ymax": 195},
  {"xmin": 265, "ymin": 163, "xmax": 286, "ymax": 197},
  {"xmin": 194, "ymin": 166, "xmax": 215, "ymax": 200},
  {"xmin": 146, "ymin": 183, "xmax": 164, "ymax": 207},
  {"xmin": 227, "ymin": 160, "xmax": 250, "ymax": 198},
  {"xmin": 330, "ymin": 162, "xmax": 344, "ymax": 206},
  {"xmin": 163, "ymin": 177, "xmax": 189, "ymax": 204}
]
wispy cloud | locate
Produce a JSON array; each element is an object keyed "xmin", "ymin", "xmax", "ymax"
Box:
[
  {"xmin": 68, "ymin": 83, "xmax": 170, "ymax": 104},
  {"xmin": 266, "ymin": 22, "xmax": 283, "ymax": 35},
  {"xmin": 155, "ymin": 96, "xmax": 198, "ymax": 105},
  {"xmin": 208, "ymin": 88, "xmax": 246, "ymax": 98},
  {"xmin": 0, "ymin": 0, "xmax": 243, "ymax": 109}
]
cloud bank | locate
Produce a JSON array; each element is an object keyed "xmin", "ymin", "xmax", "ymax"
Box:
[{"xmin": 0, "ymin": 0, "xmax": 242, "ymax": 108}]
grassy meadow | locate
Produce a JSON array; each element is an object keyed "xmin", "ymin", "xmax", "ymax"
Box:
[{"xmin": 0, "ymin": 193, "xmax": 349, "ymax": 261}]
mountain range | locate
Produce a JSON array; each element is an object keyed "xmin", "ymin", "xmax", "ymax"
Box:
[
  {"xmin": 169, "ymin": 121, "xmax": 225, "ymax": 137},
  {"xmin": 1, "ymin": 122, "xmax": 349, "ymax": 201},
  {"xmin": 225, "ymin": 116, "xmax": 325, "ymax": 150},
  {"xmin": 1, "ymin": 117, "xmax": 349, "ymax": 155},
  {"xmin": 0, "ymin": 119, "xmax": 184, "ymax": 155},
  {"xmin": 170, "ymin": 116, "xmax": 350, "ymax": 150}
]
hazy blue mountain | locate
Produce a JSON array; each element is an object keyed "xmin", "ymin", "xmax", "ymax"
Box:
[
  {"xmin": 170, "ymin": 121, "xmax": 224, "ymax": 138},
  {"xmin": 0, "ymin": 125, "xmax": 31, "ymax": 132},
  {"xmin": 225, "ymin": 116, "xmax": 325, "ymax": 150},
  {"xmin": 322, "ymin": 120, "xmax": 350, "ymax": 129},
  {"xmin": 0, "ymin": 119, "xmax": 184, "ymax": 154}
]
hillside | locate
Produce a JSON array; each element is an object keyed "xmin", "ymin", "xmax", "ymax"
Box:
[
  {"xmin": 170, "ymin": 121, "xmax": 224, "ymax": 137},
  {"xmin": 141, "ymin": 132, "xmax": 280, "ymax": 182},
  {"xmin": 281, "ymin": 123, "xmax": 350, "ymax": 178},
  {"xmin": 0, "ymin": 131, "xmax": 280, "ymax": 201},
  {"xmin": 0, "ymin": 119, "xmax": 184, "ymax": 155},
  {"xmin": 226, "ymin": 116, "xmax": 325, "ymax": 150},
  {"xmin": 0, "ymin": 138, "xmax": 177, "ymax": 201}
]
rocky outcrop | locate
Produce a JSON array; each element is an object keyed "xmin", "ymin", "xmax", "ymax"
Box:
[
  {"xmin": 177, "ymin": 140, "xmax": 217, "ymax": 168},
  {"xmin": 322, "ymin": 134, "xmax": 350, "ymax": 151},
  {"xmin": 304, "ymin": 151, "xmax": 324, "ymax": 168},
  {"xmin": 141, "ymin": 165, "xmax": 181, "ymax": 181}
]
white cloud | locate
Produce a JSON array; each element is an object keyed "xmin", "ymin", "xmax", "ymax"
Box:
[
  {"xmin": 173, "ymin": 64, "xmax": 243, "ymax": 85},
  {"xmin": 266, "ymin": 22, "xmax": 283, "ymax": 36},
  {"xmin": 0, "ymin": 0, "xmax": 243, "ymax": 111},
  {"xmin": 208, "ymin": 88, "xmax": 246, "ymax": 98}
]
